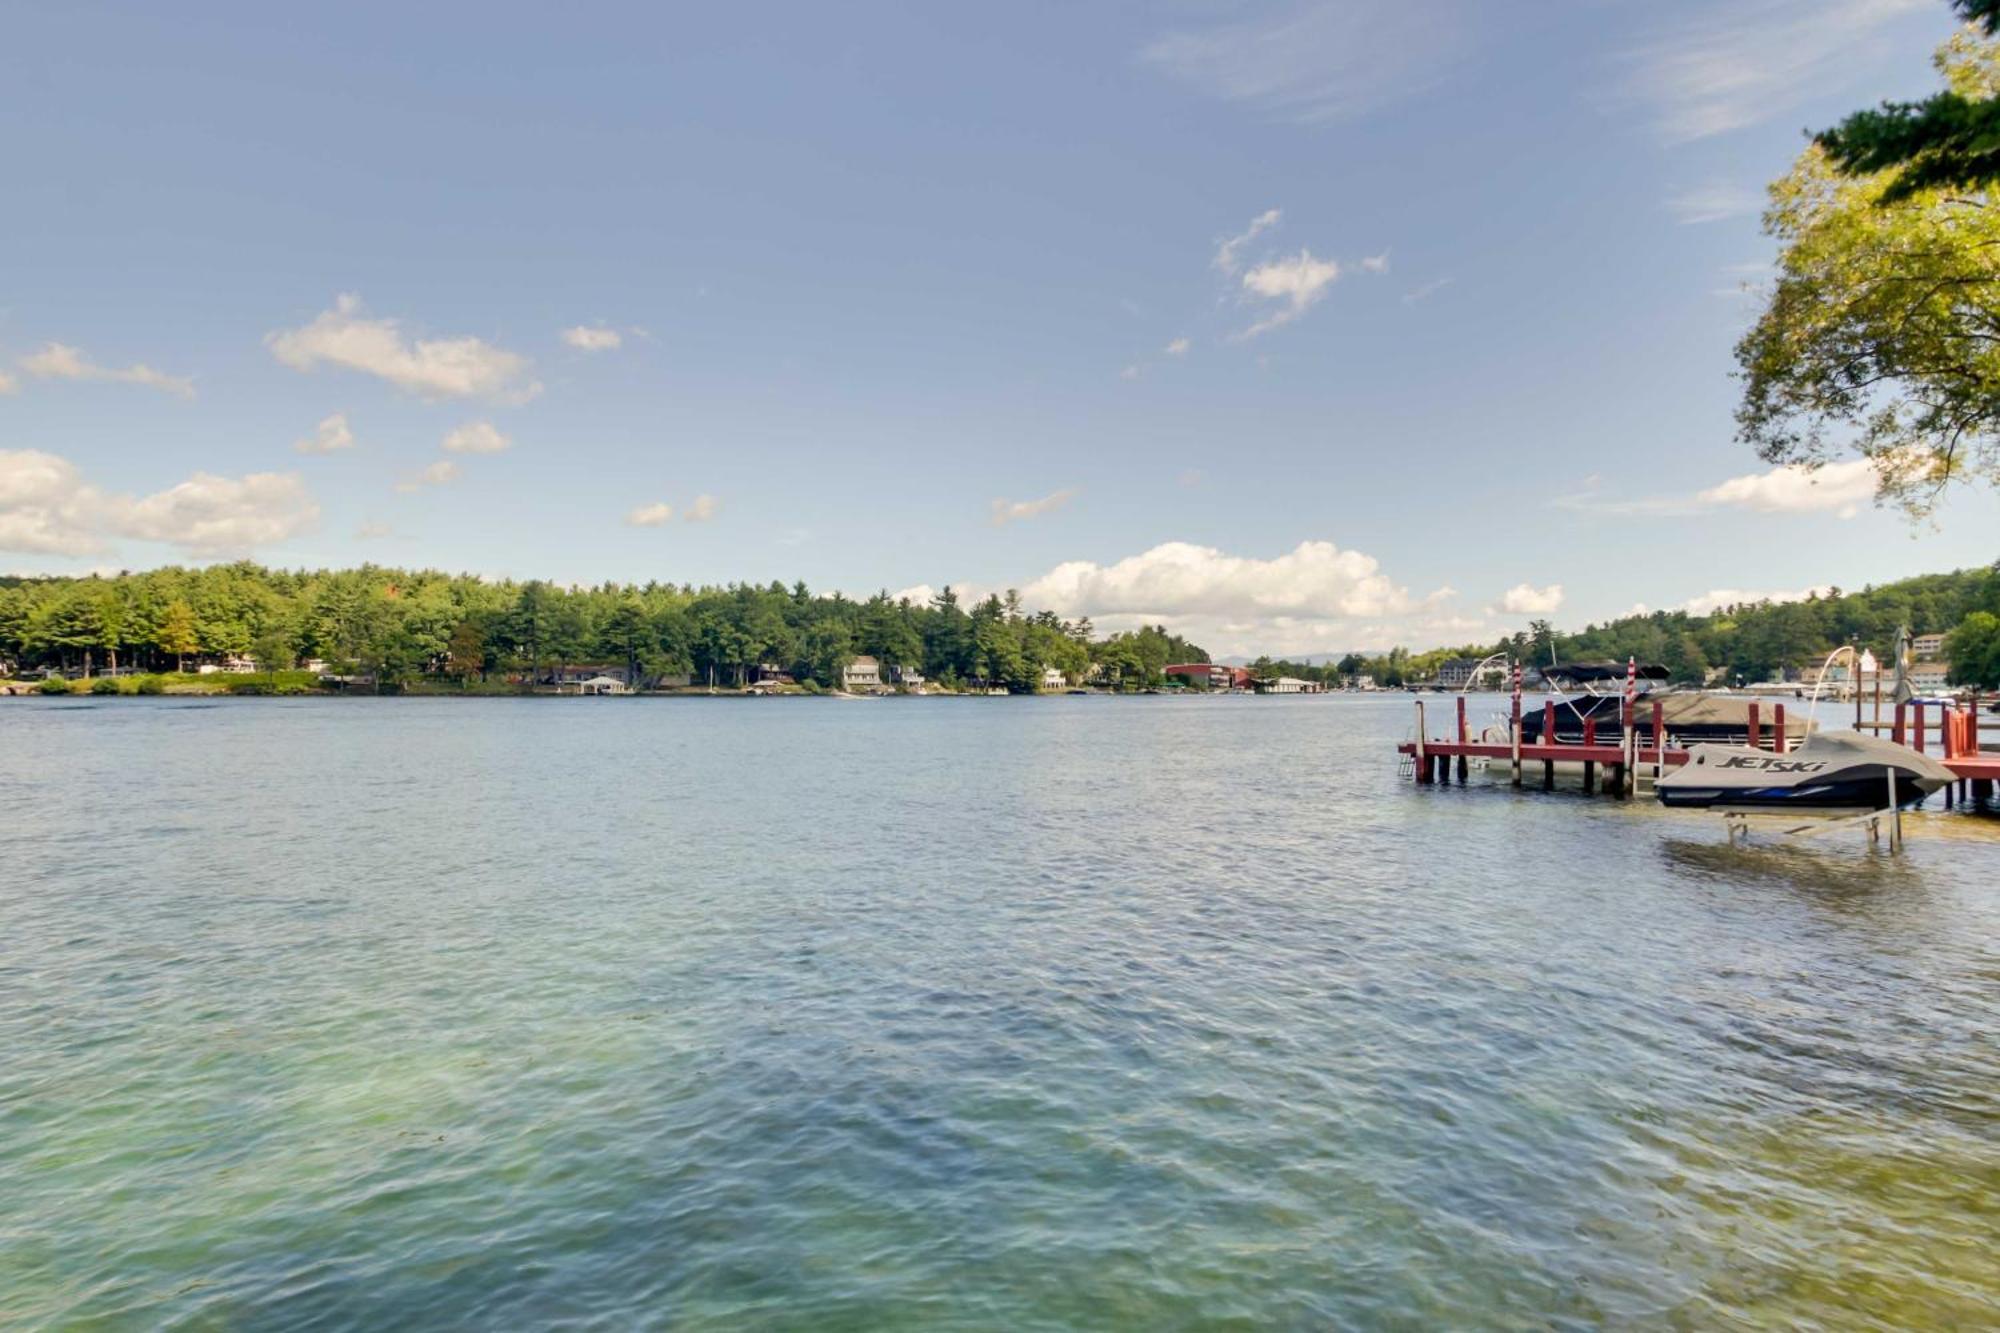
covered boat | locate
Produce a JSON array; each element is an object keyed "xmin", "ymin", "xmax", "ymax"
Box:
[
  {"xmin": 1518, "ymin": 663, "xmax": 1813, "ymax": 748},
  {"xmin": 1655, "ymin": 732, "xmax": 1954, "ymax": 812}
]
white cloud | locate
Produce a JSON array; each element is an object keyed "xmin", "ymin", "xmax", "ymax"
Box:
[
  {"xmin": 1499, "ymin": 582, "xmax": 1565, "ymax": 614},
  {"xmin": 0, "ymin": 369, "xmax": 17, "ymax": 395},
  {"xmin": 294, "ymin": 411, "xmax": 355, "ymax": 455},
  {"xmin": 1024, "ymin": 539, "xmax": 1412, "ymax": 620},
  {"xmin": 1142, "ymin": 3, "xmax": 1473, "ymax": 126},
  {"xmin": 684, "ymin": 493, "xmax": 720, "ymax": 522},
  {"xmin": 118, "ymin": 472, "xmax": 319, "ymax": 556},
  {"xmin": 1666, "ymin": 181, "xmax": 1762, "ymax": 225},
  {"xmin": 1214, "ymin": 207, "xmax": 1282, "ymax": 274},
  {"xmin": 1617, "ymin": 0, "xmax": 1931, "ymax": 143},
  {"xmin": 1237, "ymin": 249, "xmax": 1341, "ymax": 338},
  {"xmin": 0, "ymin": 449, "xmax": 316, "ymax": 557},
  {"xmin": 1120, "ymin": 364, "xmax": 1144, "ymax": 381},
  {"xmin": 561, "ymin": 324, "xmax": 623, "ymax": 352},
  {"xmin": 18, "ymin": 342, "xmax": 194, "ymax": 398},
  {"xmin": 1681, "ymin": 585, "xmax": 1834, "ymax": 616},
  {"xmin": 268, "ymin": 294, "xmax": 540, "ymax": 402},
  {"xmin": 395, "ymin": 460, "xmax": 461, "ymax": 492},
  {"xmin": 1164, "ymin": 337, "xmax": 1191, "ymax": 357},
  {"xmin": 990, "ymin": 488, "xmax": 1077, "ymax": 526},
  {"xmin": 442, "ymin": 421, "xmax": 511, "ymax": 455},
  {"xmin": 626, "ymin": 501, "xmax": 674, "ymax": 527},
  {"xmin": 888, "ymin": 541, "xmax": 1502, "ymax": 655},
  {"xmin": 1361, "ymin": 252, "xmax": 1390, "ymax": 273},
  {"xmin": 1556, "ymin": 458, "xmax": 1882, "ymax": 518},
  {"xmin": 0, "ymin": 450, "xmax": 107, "ymax": 554},
  {"xmin": 1696, "ymin": 457, "xmax": 1879, "ymax": 517}
]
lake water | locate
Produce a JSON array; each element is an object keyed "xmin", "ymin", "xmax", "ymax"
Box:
[{"xmin": 3, "ymin": 694, "xmax": 1997, "ymax": 1328}]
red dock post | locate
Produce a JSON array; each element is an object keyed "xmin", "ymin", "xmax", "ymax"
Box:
[
  {"xmin": 1774, "ymin": 703, "xmax": 1787, "ymax": 755},
  {"xmin": 1893, "ymin": 702, "xmax": 1906, "ymax": 747},
  {"xmin": 1747, "ymin": 702, "xmax": 1761, "ymax": 752},
  {"xmin": 1542, "ymin": 700, "xmax": 1556, "ymax": 790},
  {"xmin": 1455, "ymin": 695, "xmax": 1468, "ymax": 783},
  {"xmin": 1582, "ymin": 717, "xmax": 1598, "ymax": 794},
  {"xmin": 1914, "ymin": 701, "xmax": 1926, "ymax": 754}
]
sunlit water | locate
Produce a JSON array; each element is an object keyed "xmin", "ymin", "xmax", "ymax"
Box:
[{"xmin": 3, "ymin": 694, "xmax": 1996, "ymax": 1329}]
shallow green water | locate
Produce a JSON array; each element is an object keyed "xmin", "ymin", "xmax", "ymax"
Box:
[{"xmin": 2, "ymin": 695, "xmax": 1997, "ymax": 1328}]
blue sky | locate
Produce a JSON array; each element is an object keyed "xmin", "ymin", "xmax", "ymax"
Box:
[{"xmin": 3, "ymin": 0, "xmax": 1994, "ymax": 654}]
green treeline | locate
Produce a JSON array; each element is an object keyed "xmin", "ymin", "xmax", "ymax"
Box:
[
  {"xmin": 0, "ymin": 564, "xmax": 1206, "ymax": 692},
  {"xmin": 1270, "ymin": 564, "xmax": 2000, "ymax": 688}
]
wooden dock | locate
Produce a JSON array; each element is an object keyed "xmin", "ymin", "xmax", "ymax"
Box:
[{"xmin": 1398, "ymin": 673, "xmax": 1998, "ymax": 807}]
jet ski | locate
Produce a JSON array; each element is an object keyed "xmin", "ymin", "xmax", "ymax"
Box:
[{"xmin": 1656, "ymin": 732, "xmax": 1955, "ymax": 812}]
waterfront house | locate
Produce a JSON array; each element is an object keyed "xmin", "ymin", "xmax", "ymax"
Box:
[
  {"xmin": 752, "ymin": 663, "xmax": 794, "ymax": 686},
  {"xmin": 1257, "ymin": 676, "xmax": 1312, "ymax": 694},
  {"xmin": 1913, "ymin": 632, "xmax": 1946, "ymax": 659},
  {"xmin": 574, "ymin": 675, "xmax": 629, "ymax": 695},
  {"xmin": 541, "ymin": 663, "xmax": 633, "ymax": 689},
  {"xmin": 842, "ymin": 655, "xmax": 882, "ymax": 690},
  {"xmin": 1165, "ymin": 662, "xmax": 1253, "ymax": 690},
  {"xmin": 886, "ymin": 664, "xmax": 925, "ymax": 692},
  {"xmin": 1910, "ymin": 661, "xmax": 1952, "ymax": 691},
  {"xmin": 1435, "ymin": 658, "xmax": 1504, "ymax": 690},
  {"xmin": 1041, "ymin": 665, "xmax": 1067, "ymax": 691}
]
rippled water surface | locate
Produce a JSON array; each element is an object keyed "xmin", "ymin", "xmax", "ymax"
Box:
[{"xmin": 3, "ymin": 695, "xmax": 1998, "ymax": 1329}]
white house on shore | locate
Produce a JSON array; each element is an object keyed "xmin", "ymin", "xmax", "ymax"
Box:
[
  {"xmin": 843, "ymin": 655, "xmax": 882, "ymax": 691},
  {"xmin": 1041, "ymin": 665, "xmax": 1067, "ymax": 692}
]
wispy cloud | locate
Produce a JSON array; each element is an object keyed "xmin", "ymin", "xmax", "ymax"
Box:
[
  {"xmin": 395, "ymin": 459, "xmax": 461, "ymax": 493},
  {"xmin": 1164, "ymin": 336, "xmax": 1191, "ymax": 357},
  {"xmin": 294, "ymin": 412, "xmax": 355, "ymax": 455},
  {"xmin": 990, "ymin": 488, "xmax": 1077, "ymax": 527},
  {"xmin": 1142, "ymin": 2, "xmax": 1473, "ymax": 126},
  {"xmin": 1616, "ymin": 0, "xmax": 1932, "ymax": 143},
  {"xmin": 269, "ymin": 294, "xmax": 540, "ymax": 403},
  {"xmin": 684, "ymin": 493, "xmax": 719, "ymax": 522},
  {"xmin": 1214, "ymin": 207, "xmax": 1281, "ymax": 274},
  {"xmin": 1361, "ymin": 252, "xmax": 1390, "ymax": 274},
  {"xmin": 1666, "ymin": 181, "xmax": 1762, "ymax": 225},
  {"xmin": 1403, "ymin": 276, "xmax": 1452, "ymax": 304},
  {"xmin": 1236, "ymin": 250, "xmax": 1341, "ymax": 338},
  {"xmin": 18, "ymin": 342, "xmax": 194, "ymax": 398},
  {"xmin": 442, "ymin": 421, "xmax": 510, "ymax": 455},
  {"xmin": 0, "ymin": 370, "xmax": 17, "ymax": 396},
  {"xmin": 625, "ymin": 502, "xmax": 673, "ymax": 527},
  {"xmin": 561, "ymin": 324, "xmax": 623, "ymax": 352}
]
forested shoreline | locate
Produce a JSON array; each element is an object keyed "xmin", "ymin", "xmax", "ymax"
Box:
[
  {"xmin": 1236, "ymin": 563, "xmax": 2000, "ymax": 689},
  {"xmin": 0, "ymin": 564, "xmax": 1204, "ymax": 692},
  {"xmin": 3, "ymin": 560, "xmax": 1997, "ymax": 695}
]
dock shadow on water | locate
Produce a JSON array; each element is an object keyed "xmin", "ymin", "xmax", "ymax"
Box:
[{"xmin": 1656, "ymin": 836, "xmax": 1927, "ymax": 896}]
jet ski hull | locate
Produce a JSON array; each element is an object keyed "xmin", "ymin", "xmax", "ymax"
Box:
[{"xmin": 1656, "ymin": 734, "xmax": 1955, "ymax": 812}]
